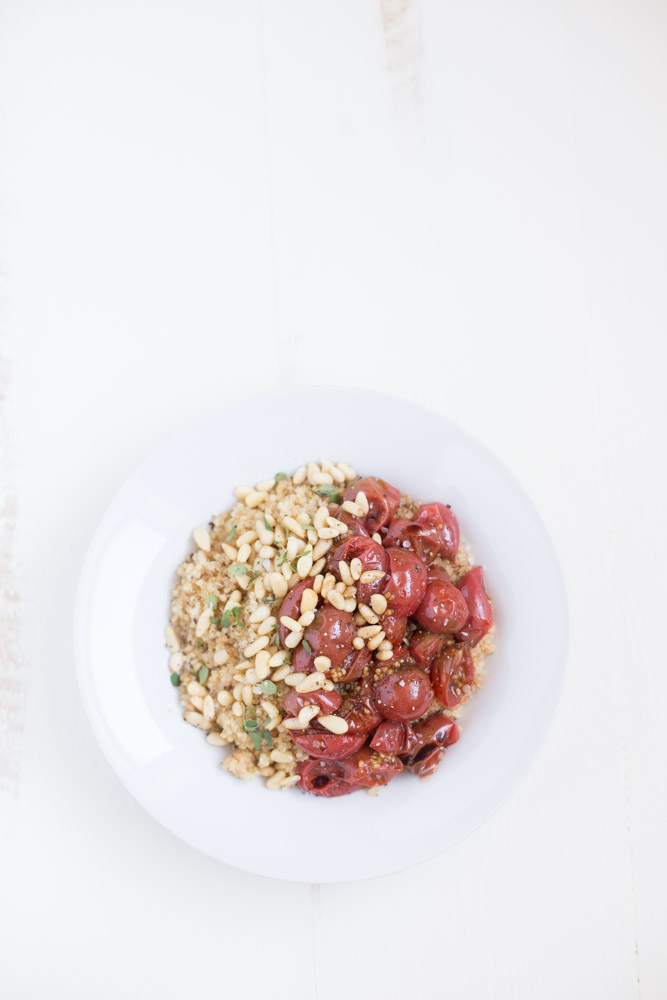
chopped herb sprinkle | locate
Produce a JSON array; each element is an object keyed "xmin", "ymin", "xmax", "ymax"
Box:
[
  {"xmin": 170, "ymin": 672, "xmax": 180, "ymax": 686},
  {"xmin": 313, "ymin": 484, "xmax": 342, "ymax": 503},
  {"xmin": 198, "ymin": 665, "xmax": 209, "ymax": 684},
  {"xmin": 205, "ymin": 594, "xmax": 218, "ymax": 609},
  {"xmin": 227, "ymin": 524, "xmax": 237, "ymax": 542},
  {"xmin": 228, "ymin": 562, "xmax": 251, "ymax": 576}
]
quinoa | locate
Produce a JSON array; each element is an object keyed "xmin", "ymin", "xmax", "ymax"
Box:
[{"xmin": 166, "ymin": 462, "xmax": 495, "ymax": 791}]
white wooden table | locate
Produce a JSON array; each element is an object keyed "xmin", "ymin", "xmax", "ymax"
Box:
[{"xmin": 1, "ymin": 2, "xmax": 665, "ymax": 996}]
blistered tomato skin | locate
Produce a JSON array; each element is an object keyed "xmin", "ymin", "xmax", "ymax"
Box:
[
  {"xmin": 430, "ymin": 645, "xmax": 475, "ymax": 708},
  {"xmin": 340, "ymin": 747, "xmax": 403, "ymax": 788},
  {"xmin": 344, "ymin": 477, "xmax": 401, "ymax": 532},
  {"xmin": 328, "ymin": 536, "xmax": 387, "ymax": 601},
  {"xmin": 289, "ymin": 729, "xmax": 368, "ymax": 760},
  {"xmin": 379, "ymin": 613, "xmax": 408, "ymax": 647},
  {"xmin": 414, "ymin": 503, "xmax": 460, "ymax": 561},
  {"xmin": 375, "ymin": 667, "xmax": 434, "ymax": 722},
  {"xmin": 303, "ymin": 605, "xmax": 356, "ymax": 667},
  {"xmin": 381, "ymin": 548, "xmax": 428, "ymax": 617},
  {"xmin": 297, "ymin": 749, "xmax": 403, "ymax": 796},
  {"xmin": 455, "ymin": 566, "xmax": 493, "ymax": 645},
  {"xmin": 370, "ymin": 720, "xmax": 419, "ymax": 755},
  {"xmin": 413, "ymin": 580, "xmax": 469, "ymax": 634},
  {"xmin": 382, "ymin": 518, "xmax": 422, "ymax": 550},
  {"xmin": 282, "ymin": 688, "xmax": 343, "ymax": 717},
  {"xmin": 334, "ymin": 644, "xmax": 372, "ymax": 683},
  {"xmin": 340, "ymin": 679, "xmax": 384, "ymax": 733},
  {"xmin": 409, "ymin": 630, "xmax": 446, "ymax": 670},
  {"xmin": 401, "ymin": 714, "xmax": 460, "ymax": 776},
  {"xmin": 297, "ymin": 759, "xmax": 351, "ymax": 797}
]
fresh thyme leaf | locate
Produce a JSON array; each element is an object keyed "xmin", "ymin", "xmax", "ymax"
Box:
[
  {"xmin": 221, "ymin": 609, "xmax": 231, "ymax": 628},
  {"xmin": 197, "ymin": 639, "xmax": 203, "ymax": 648},
  {"xmin": 263, "ymin": 515, "xmax": 271, "ymax": 531},
  {"xmin": 257, "ymin": 680, "xmax": 278, "ymax": 695},
  {"xmin": 209, "ymin": 617, "xmax": 221, "ymax": 627},
  {"xmin": 302, "ymin": 639, "xmax": 312, "ymax": 655},
  {"xmin": 283, "ymin": 526, "xmax": 291, "ymax": 541},
  {"xmin": 205, "ymin": 594, "xmax": 218, "ymax": 609},
  {"xmin": 261, "ymin": 597, "xmax": 276, "ymax": 605},
  {"xmin": 243, "ymin": 718, "xmax": 258, "ymax": 731},
  {"xmin": 274, "ymin": 472, "xmax": 287, "ymax": 485},
  {"xmin": 313, "ymin": 484, "xmax": 342, "ymax": 503},
  {"xmin": 262, "ymin": 729, "xmax": 273, "ymax": 748},
  {"xmin": 228, "ymin": 563, "xmax": 251, "ymax": 576},
  {"xmin": 232, "ymin": 606, "xmax": 244, "ymax": 627},
  {"xmin": 249, "ymin": 730, "xmax": 262, "ymax": 751},
  {"xmin": 170, "ymin": 672, "xmax": 180, "ymax": 686},
  {"xmin": 197, "ymin": 665, "xmax": 209, "ymax": 684},
  {"xmin": 227, "ymin": 524, "xmax": 237, "ymax": 543}
]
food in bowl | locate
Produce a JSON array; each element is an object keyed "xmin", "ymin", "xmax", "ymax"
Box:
[{"xmin": 166, "ymin": 461, "xmax": 494, "ymax": 796}]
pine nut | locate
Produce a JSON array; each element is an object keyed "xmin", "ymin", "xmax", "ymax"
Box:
[
  {"xmin": 185, "ymin": 710, "xmax": 212, "ymax": 730},
  {"xmin": 266, "ymin": 770, "xmax": 287, "ymax": 790},
  {"xmin": 298, "ymin": 704, "xmax": 320, "ymax": 727},
  {"xmin": 256, "ymin": 520, "xmax": 274, "ymax": 545},
  {"xmin": 270, "ymin": 749, "xmax": 294, "ymax": 764},
  {"xmin": 284, "ymin": 672, "xmax": 305, "ymax": 687},
  {"xmin": 214, "ymin": 649, "xmax": 229, "ymax": 666},
  {"xmin": 259, "ymin": 545, "xmax": 276, "ymax": 560},
  {"xmin": 314, "ymin": 505, "xmax": 329, "ymax": 529},
  {"xmin": 264, "ymin": 714, "xmax": 282, "ymax": 730},
  {"xmin": 355, "ymin": 491, "xmax": 369, "ymax": 515},
  {"xmin": 318, "ymin": 525, "xmax": 343, "ymax": 540},
  {"xmin": 281, "ymin": 615, "xmax": 302, "ymax": 632},
  {"xmin": 327, "ymin": 464, "xmax": 346, "ymax": 484},
  {"xmin": 187, "ymin": 680, "xmax": 207, "ymax": 697},
  {"xmin": 254, "ymin": 577, "xmax": 266, "ymax": 599},
  {"xmin": 349, "ymin": 558, "xmax": 362, "ymax": 581},
  {"xmin": 281, "ymin": 562, "xmax": 293, "ymax": 582},
  {"xmin": 206, "ymin": 732, "xmax": 224, "ymax": 746},
  {"xmin": 307, "ymin": 462, "xmax": 321, "ymax": 485},
  {"xmin": 321, "ymin": 573, "xmax": 336, "ymax": 598},
  {"xmin": 231, "ymin": 701, "xmax": 243, "ymax": 717},
  {"xmin": 312, "ymin": 574, "xmax": 324, "ymax": 594},
  {"xmin": 242, "ymin": 685, "xmax": 254, "ymax": 706},
  {"xmin": 261, "ymin": 699, "xmax": 279, "ymax": 718},
  {"xmin": 246, "ymin": 491, "xmax": 268, "ymax": 508},
  {"xmin": 344, "ymin": 598, "xmax": 357, "ymax": 613},
  {"xmin": 280, "ymin": 775, "xmax": 302, "ymax": 787},
  {"xmin": 257, "ymin": 616, "xmax": 277, "ymax": 635},
  {"xmin": 283, "ymin": 717, "xmax": 307, "ymax": 730},
  {"xmin": 259, "ymin": 752, "xmax": 270, "ymax": 767},
  {"xmin": 339, "ymin": 561, "xmax": 353, "ymax": 585},
  {"xmin": 236, "ymin": 530, "xmax": 258, "ymax": 547},
  {"xmin": 337, "ymin": 462, "xmax": 356, "ymax": 480},
  {"xmin": 313, "ymin": 655, "xmax": 331, "ymax": 671},
  {"xmin": 196, "ymin": 606, "xmax": 213, "ymax": 637},
  {"xmin": 170, "ymin": 651, "xmax": 184, "ymax": 671},
  {"xmin": 357, "ymin": 624, "xmax": 382, "ymax": 638},
  {"xmin": 255, "ymin": 650, "xmax": 271, "ymax": 679},
  {"xmin": 283, "ymin": 516, "xmax": 306, "ymax": 539},
  {"xmin": 358, "ymin": 604, "xmax": 379, "ymax": 624},
  {"xmin": 190, "ymin": 695, "xmax": 204, "ymax": 711},
  {"xmin": 249, "ymin": 605, "xmax": 270, "ymax": 624},
  {"xmin": 193, "ymin": 526, "xmax": 211, "ymax": 551},
  {"xmin": 270, "ymin": 651, "xmax": 289, "ymax": 668},
  {"xmin": 360, "ymin": 570, "xmax": 385, "ymax": 584},
  {"xmin": 293, "ymin": 465, "xmax": 307, "ymax": 485},
  {"xmin": 322, "ymin": 679, "xmax": 335, "ymax": 691},
  {"xmin": 367, "ymin": 630, "xmax": 386, "ymax": 650},
  {"xmin": 326, "ymin": 515, "xmax": 348, "ymax": 532},
  {"xmin": 370, "ymin": 593, "xmax": 388, "ymax": 614},
  {"xmin": 341, "ymin": 500, "xmax": 363, "ymax": 517},
  {"xmin": 286, "ymin": 536, "xmax": 302, "ymax": 559},
  {"xmin": 313, "ymin": 538, "xmax": 332, "ymax": 561},
  {"xmin": 296, "ymin": 671, "xmax": 326, "ymax": 693},
  {"xmin": 372, "ymin": 532, "xmax": 383, "ymax": 544},
  {"xmin": 297, "ymin": 553, "xmax": 313, "ymax": 578},
  {"xmin": 299, "ymin": 588, "xmax": 318, "ymax": 615},
  {"xmin": 217, "ymin": 690, "xmax": 233, "ymax": 706},
  {"xmin": 234, "ymin": 485, "xmax": 253, "ymax": 500},
  {"xmin": 326, "ymin": 589, "xmax": 345, "ymax": 610},
  {"xmin": 244, "ymin": 636, "xmax": 269, "ymax": 658},
  {"xmin": 378, "ymin": 639, "xmax": 392, "ymax": 651},
  {"xmin": 310, "ymin": 557, "xmax": 326, "ymax": 577},
  {"xmin": 352, "ymin": 636, "xmax": 366, "ymax": 650},
  {"xmin": 246, "ymin": 664, "xmax": 259, "ymax": 682},
  {"xmin": 165, "ymin": 626, "xmax": 180, "ymax": 653},
  {"xmin": 298, "ymin": 610, "xmax": 315, "ymax": 628},
  {"xmin": 269, "ymin": 574, "xmax": 288, "ymax": 598},
  {"xmin": 376, "ymin": 649, "xmax": 393, "ymax": 661},
  {"xmin": 203, "ymin": 695, "xmax": 215, "ymax": 720},
  {"xmin": 284, "ymin": 630, "xmax": 303, "ymax": 649},
  {"xmin": 237, "ymin": 542, "xmax": 252, "ymax": 564},
  {"xmin": 221, "ymin": 542, "xmax": 238, "ymax": 560},
  {"xmin": 311, "ymin": 471, "xmax": 333, "ymax": 486},
  {"xmin": 255, "ymin": 478, "xmax": 275, "ymax": 493},
  {"xmin": 318, "ymin": 715, "xmax": 349, "ymax": 734},
  {"xmin": 272, "ymin": 664, "xmax": 291, "ymax": 681},
  {"xmin": 233, "ymin": 682, "xmax": 243, "ymax": 700},
  {"xmin": 336, "ymin": 580, "xmax": 346, "ymax": 593}
]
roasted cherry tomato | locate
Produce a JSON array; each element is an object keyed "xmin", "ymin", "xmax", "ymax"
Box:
[
  {"xmin": 455, "ymin": 566, "xmax": 493, "ymax": 645},
  {"xmin": 401, "ymin": 713, "xmax": 460, "ymax": 776},
  {"xmin": 340, "ymin": 746, "xmax": 403, "ymax": 788},
  {"xmin": 329, "ymin": 507, "xmax": 370, "ymax": 538},
  {"xmin": 374, "ymin": 666, "xmax": 434, "ymax": 722},
  {"xmin": 332, "ymin": 644, "xmax": 372, "ymax": 683},
  {"xmin": 297, "ymin": 759, "xmax": 351, "ymax": 797},
  {"xmin": 409, "ymin": 630, "xmax": 446, "ymax": 670},
  {"xmin": 328, "ymin": 536, "xmax": 387, "ymax": 603},
  {"xmin": 381, "ymin": 548, "xmax": 428, "ymax": 617},
  {"xmin": 278, "ymin": 579, "xmax": 318, "ymax": 648},
  {"xmin": 379, "ymin": 613, "xmax": 407, "ymax": 647},
  {"xmin": 282, "ymin": 688, "xmax": 343, "ymax": 717},
  {"xmin": 370, "ymin": 720, "xmax": 419, "ymax": 755},
  {"xmin": 289, "ymin": 728, "xmax": 368, "ymax": 760},
  {"xmin": 427, "ymin": 563, "xmax": 451, "ymax": 584},
  {"xmin": 413, "ymin": 580, "xmax": 469, "ymax": 634},
  {"xmin": 343, "ymin": 477, "xmax": 401, "ymax": 532},
  {"xmin": 430, "ymin": 645, "xmax": 475, "ymax": 708},
  {"xmin": 413, "ymin": 503, "xmax": 460, "ymax": 561},
  {"xmin": 382, "ymin": 518, "xmax": 423, "ymax": 551},
  {"xmin": 291, "ymin": 605, "xmax": 356, "ymax": 672},
  {"xmin": 339, "ymin": 678, "xmax": 383, "ymax": 733}
]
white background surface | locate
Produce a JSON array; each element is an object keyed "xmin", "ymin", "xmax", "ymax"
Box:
[{"xmin": 0, "ymin": 1, "xmax": 665, "ymax": 997}]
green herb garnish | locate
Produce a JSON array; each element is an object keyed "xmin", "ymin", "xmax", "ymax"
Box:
[
  {"xmin": 209, "ymin": 617, "xmax": 221, "ymax": 628},
  {"xmin": 261, "ymin": 597, "xmax": 276, "ymax": 605},
  {"xmin": 197, "ymin": 639, "xmax": 203, "ymax": 648},
  {"xmin": 227, "ymin": 524, "xmax": 237, "ymax": 543},
  {"xmin": 313, "ymin": 484, "xmax": 342, "ymax": 503},
  {"xmin": 274, "ymin": 472, "xmax": 287, "ymax": 485},
  {"xmin": 249, "ymin": 731, "xmax": 262, "ymax": 751},
  {"xmin": 262, "ymin": 728, "xmax": 273, "ymax": 748},
  {"xmin": 256, "ymin": 680, "xmax": 278, "ymax": 695},
  {"xmin": 302, "ymin": 639, "xmax": 312, "ymax": 655},
  {"xmin": 228, "ymin": 562, "xmax": 251, "ymax": 576},
  {"xmin": 198, "ymin": 664, "xmax": 209, "ymax": 684},
  {"xmin": 263, "ymin": 515, "xmax": 271, "ymax": 531},
  {"xmin": 170, "ymin": 672, "xmax": 180, "ymax": 686},
  {"xmin": 221, "ymin": 606, "xmax": 244, "ymax": 629},
  {"xmin": 205, "ymin": 594, "xmax": 218, "ymax": 609}
]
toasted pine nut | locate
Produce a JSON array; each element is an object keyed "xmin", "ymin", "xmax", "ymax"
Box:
[
  {"xmin": 378, "ymin": 639, "xmax": 393, "ymax": 651},
  {"xmin": 270, "ymin": 652, "xmax": 289, "ymax": 668},
  {"xmin": 370, "ymin": 593, "xmax": 388, "ymax": 614},
  {"xmin": 293, "ymin": 465, "xmax": 307, "ymax": 484},
  {"xmin": 376, "ymin": 649, "xmax": 393, "ymax": 661},
  {"xmin": 297, "ymin": 553, "xmax": 313, "ymax": 578},
  {"xmin": 231, "ymin": 701, "xmax": 243, "ymax": 717},
  {"xmin": 206, "ymin": 732, "xmax": 224, "ymax": 746},
  {"xmin": 245, "ymin": 491, "xmax": 267, "ymax": 508},
  {"xmin": 314, "ymin": 505, "xmax": 329, "ymax": 529},
  {"xmin": 233, "ymin": 682, "xmax": 243, "ymax": 700},
  {"xmin": 264, "ymin": 714, "xmax": 282, "ymax": 730},
  {"xmin": 170, "ymin": 651, "xmax": 184, "ymax": 671},
  {"xmin": 360, "ymin": 569, "xmax": 385, "ymax": 584},
  {"xmin": 187, "ymin": 680, "xmax": 207, "ymax": 697},
  {"xmin": 283, "ymin": 516, "xmax": 306, "ymax": 539},
  {"xmin": 326, "ymin": 464, "xmax": 346, "ymax": 484},
  {"xmin": 326, "ymin": 589, "xmax": 345, "ymax": 610},
  {"xmin": 284, "ymin": 671, "xmax": 305, "ymax": 687},
  {"xmin": 358, "ymin": 604, "xmax": 379, "ymax": 624},
  {"xmin": 259, "ymin": 545, "xmax": 276, "ymax": 560},
  {"xmin": 296, "ymin": 671, "xmax": 326, "ymax": 693},
  {"xmin": 191, "ymin": 695, "xmax": 204, "ymax": 711},
  {"xmin": 185, "ymin": 710, "xmax": 212, "ymax": 730},
  {"xmin": 237, "ymin": 542, "xmax": 252, "ymax": 564},
  {"xmin": 298, "ymin": 704, "xmax": 320, "ymax": 726},
  {"xmin": 280, "ymin": 775, "xmax": 302, "ymax": 787},
  {"xmin": 234, "ymin": 485, "xmax": 253, "ymax": 500},
  {"xmin": 337, "ymin": 462, "xmax": 356, "ymax": 480},
  {"xmin": 280, "ymin": 615, "xmax": 302, "ymax": 632},
  {"xmin": 249, "ymin": 605, "xmax": 270, "ymax": 624},
  {"xmin": 165, "ymin": 626, "xmax": 180, "ymax": 653},
  {"xmin": 261, "ymin": 699, "xmax": 279, "ymax": 718},
  {"xmin": 299, "ymin": 588, "xmax": 318, "ymax": 615},
  {"xmin": 283, "ymin": 716, "xmax": 307, "ymax": 730},
  {"xmin": 244, "ymin": 636, "xmax": 270, "ymax": 658},
  {"xmin": 221, "ymin": 542, "xmax": 238, "ymax": 560},
  {"xmin": 269, "ymin": 573, "xmax": 288, "ymax": 598},
  {"xmin": 255, "ymin": 478, "xmax": 275, "ymax": 493},
  {"xmin": 193, "ymin": 526, "xmax": 211, "ymax": 551},
  {"xmin": 349, "ymin": 558, "xmax": 362, "ymax": 580},
  {"xmin": 355, "ymin": 491, "xmax": 369, "ymax": 515},
  {"xmin": 266, "ymin": 770, "xmax": 287, "ymax": 790},
  {"xmin": 257, "ymin": 616, "xmax": 277, "ymax": 635},
  {"xmin": 318, "ymin": 525, "xmax": 343, "ymax": 540},
  {"xmin": 313, "ymin": 656, "xmax": 331, "ymax": 671},
  {"xmin": 311, "ymin": 471, "xmax": 333, "ymax": 486},
  {"xmin": 284, "ymin": 630, "xmax": 303, "ymax": 649},
  {"xmin": 270, "ymin": 749, "xmax": 295, "ymax": 764},
  {"xmin": 242, "ymin": 685, "xmax": 254, "ymax": 706},
  {"xmin": 318, "ymin": 715, "xmax": 349, "ymax": 734},
  {"xmin": 214, "ymin": 649, "xmax": 229, "ymax": 666},
  {"xmin": 357, "ymin": 624, "xmax": 382, "ymax": 638},
  {"xmin": 321, "ymin": 573, "xmax": 336, "ymax": 598},
  {"xmin": 352, "ymin": 636, "xmax": 366, "ymax": 650},
  {"xmin": 286, "ymin": 536, "xmax": 302, "ymax": 560},
  {"xmin": 196, "ymin": 606, "xmax": 213, "ymax": 637},
  {"xmin": 341, "ymin": 500, "xmax": 363, "ymax": 517},
  {"xmin": 272, "ymin": 664, "xmax": 291, "ymax": 681},
  {"xmin": 307, "ymin": 462, "xmax": 321, "ymax": 485},
  {"xmin": 312, "ymin": 573, "xmax": 324, "ymax": 594},
  {"xmin": 343, "ymin": 597, "xmax": 357, "ymax": 613},
  {"xmin": 367, "ymin": 630, "xmax": 386, "ymax": 650},
  {"xmin": 254, "ymin": 577, "xmax": 267, "ymax": 599},
  {"xmin": 310, "ymin": 558, "xmax": 326, "ymax": 577},
  {"xmin": 298, "ymin": 610, "xmax": 315, "ymax": 627},
  {"xmin": 281, "ymin": 562, "xmax": 293, "ymax": 582},
  {"xmin": 322, "ymin": 680, "xmax": 335, "ymax": 691},
  {"xmin": 245, "ymin": 665, "xmax": 259, "ymax": 682},
  {"xmin": 255, "ymin": 650, "xmax": 271, "ymax": 679},
  {"xmin": 372, "ymin": 532, "xmax": 383, "ymax": 544},
  {"xmin": 313, "ymin": 537, "xmax": 332, "ymax": 560},
  {"xmin": 203, "ymin": 695, "xmax": 215, "ymax": 720},
  {"xmin": 338, "ymin": 560, "xmax": 353, "ymax": 585},
  {"xmin": 236, "ymin": 530, "xmax": 258, "ymax": 547},
  {"xmin": 217, "ymin": 690, "xmax": 233, "ymax": 706}
]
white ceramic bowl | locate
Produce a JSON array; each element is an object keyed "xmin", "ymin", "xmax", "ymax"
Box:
[{"xmin": 74, "ymin": 386, "xmax": 568, "ymax": 882}]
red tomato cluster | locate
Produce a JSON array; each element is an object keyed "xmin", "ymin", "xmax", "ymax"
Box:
[{"xmin": 276, "ymin": 475, "xmax": 493, "ymax": 797}]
